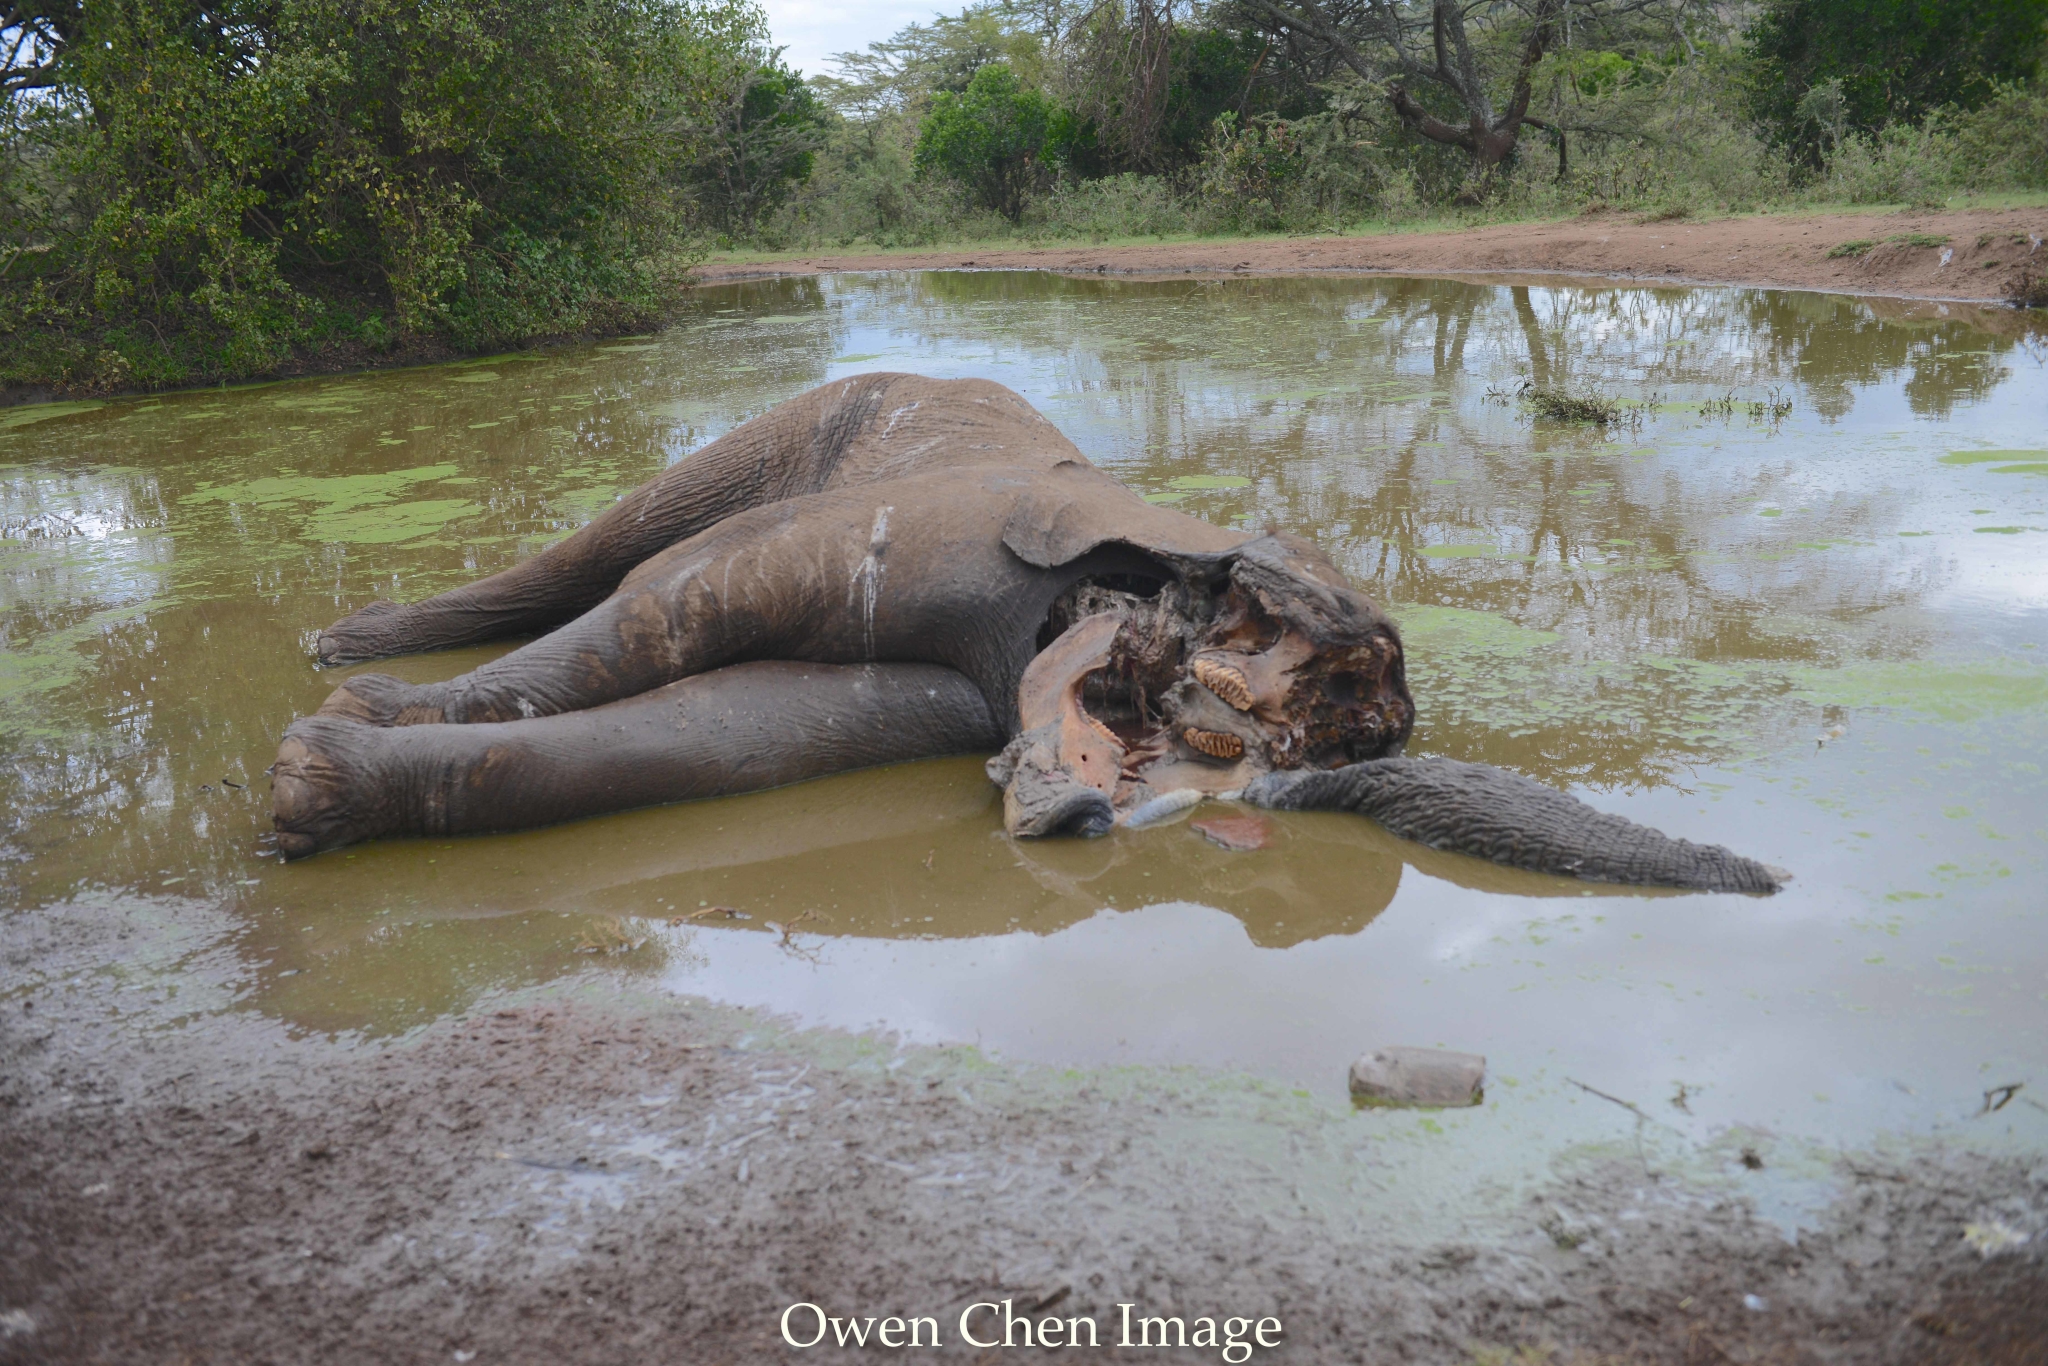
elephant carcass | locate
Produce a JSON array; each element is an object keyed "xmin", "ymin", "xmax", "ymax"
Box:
[{"xmin": 271, "ymin": 374, "xmax": 1782, "ymax": 894}]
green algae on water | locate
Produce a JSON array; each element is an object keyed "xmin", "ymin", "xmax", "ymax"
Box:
[
  {"xmin": 1939, "ymin": 445, "xmax": 2048, "ymax": 476},
  {"xmin": 180, "ymin": 465, "xmax": 480, "ymax": 544},
  {"xmin": 0, "ymin": 401, "xmax": 104, "ymax": 432}
]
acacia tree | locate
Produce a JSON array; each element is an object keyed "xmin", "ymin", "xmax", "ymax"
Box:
[
  {"xmin": 686, "ymin": 50, "xmax": 831, "ymax": 235},
  {"xmin": 1233, "ymin": 0, "xmax": 1650, "ymax": 179}
]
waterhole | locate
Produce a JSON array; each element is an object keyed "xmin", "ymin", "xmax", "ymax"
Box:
[{"xmin": 4, "ymin": 272, "xmax": 2044, "ymax": 1160}]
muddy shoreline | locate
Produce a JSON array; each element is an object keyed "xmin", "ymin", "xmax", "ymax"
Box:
[
  {"xmin": 699, "ymin": 205, "xmax": 2048, "ymax": 306},
  {"xmin": 4, "ymin": 896, "xmax": 2045, "ymax": 1364}
]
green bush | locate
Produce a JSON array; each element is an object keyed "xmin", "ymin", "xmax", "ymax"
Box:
[
  {"xmin": 1950, "ymin": 81, "xmax": 2048, "ymax": 189},
  {"xmin": 687, "ymin": 55, "xmax": 833, "ymax": 240},
  {"xmin": 1, "ymin": 0, "xmax": 791, "ymax": 390},
  {"xmin": 1194, "ymin": 113, "xmax": 1307, "ymax": 232},
  {"xmin": 1813, "ymin": 117, "xmax": 1958, "ymax": 204},
  {"xmin": 1747, "ymin": 0, "xmax": 2048, "ymax": 165},
  {"xmin": 1026, "ymin": 173, "xmax": 1188, "ymax": 241},
  {"xmin": 913, "ymin": 63, "xmax": 1078, "ymax": 221},
  {"xmin": 763, "ymin": 118, "xmax": 990, "ymax": 248}
]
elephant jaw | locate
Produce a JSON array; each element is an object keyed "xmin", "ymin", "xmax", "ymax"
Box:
[{"xmin": 993, "ymin": 549, "xmax": 1414, "ymax": 837}]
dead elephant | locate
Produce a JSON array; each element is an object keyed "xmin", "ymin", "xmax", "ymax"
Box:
[{"xmin": 271, "ymin": 373, "xmax": 1783, "ymax": 894}]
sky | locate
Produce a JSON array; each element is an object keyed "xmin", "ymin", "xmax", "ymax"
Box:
[{"xmin": 759, "ymin": 0, "xmax": 939, "ymax": 77}]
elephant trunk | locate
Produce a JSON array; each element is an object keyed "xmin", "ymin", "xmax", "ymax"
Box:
[{"xmin": 1242, "ymin": 758, "xmax": 1784, "ymax": 895}]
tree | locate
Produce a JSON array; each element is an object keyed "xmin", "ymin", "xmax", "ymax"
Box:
[
  {"xmin": 1228, "ymin": 0, "xmax": 1679, "ymax": 183},
  {"xmin": 687, "ymin": 52, "xmax": 831, "ymax": 236},
  {"xmin": 3, "ymin": 0, "xmax": 776, "ymax": 388},
  {"xmin": 1746, "ymin": 0, "xmax": 2048, "ymax": 164},
  {"xmin": 913, "ymin": 61, "xmax": 1075, "ymax": 219}
]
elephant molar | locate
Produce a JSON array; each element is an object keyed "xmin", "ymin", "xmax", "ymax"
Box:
[
  {"xmin": 1183, "ymin": 727, "xmax": 1245, "ymax": 760},
  {"xmin": 1192, "ymin": 657, "xmax": 1254, "ymax": 711}
]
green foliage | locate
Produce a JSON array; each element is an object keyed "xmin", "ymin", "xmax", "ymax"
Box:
[
  {"xmin": 762, "ymin": 114, "xmax": 985, "ymax": 248},
  {"xmin": 1564, "ymin": 51, "xmax": 1634, "ymax": 100},
  {"xmin": 1155, "ymin": 27, "xmax": 1290, "ymax": 169},
  {"xmin": 1747, "ymin": 0, "xmax": 2048, "ymax": 163},
  {"xmin": 1949, "ymin": 80, "xmax": 2048, "ymax": 189},
  {"xmin": 686, "ymin": 55, "xmax": 833, "ymax": 239},
  {"xmin": 1811, "ymin": 116, "xmax": 1959, "ymax": 204},
  {"xmin": 913, "ymin": 63, "xmax": 1076, "ymax": 220},
  {"xmin": 1809, "ymin": 77, "xmax": 2048, "ymax": 204},
  {"xmin": 1, "ymin": 0, "xmax": 801, "ymax": 390},
  {"xmin": 1027, "ymin": 172, "xmax": 1189, "ymax": 241},
  {"xmin": 1194, "ymin": 113, "xmax": 1305, "ymax": 232}
]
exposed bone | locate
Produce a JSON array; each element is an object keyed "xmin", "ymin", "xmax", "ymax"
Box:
[{"xmin": 1120, "ymin": 788, "xmax": 1204, "ymax": 829}]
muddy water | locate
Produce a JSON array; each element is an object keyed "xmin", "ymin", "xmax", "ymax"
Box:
[{"xmin": 5, "ymin": 273, "xmax": 2046, "ymax": 1167}]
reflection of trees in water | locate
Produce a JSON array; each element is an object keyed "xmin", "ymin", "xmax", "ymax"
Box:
[
  {"xmin": 0, "ymin": 290, "xmax": 849, "ymax": 902},
  {"xmin": 1730, "ymin": 289, "xmax": 2019, "ymax": 421},
  {"xmin": 848, "ymin": 272, "xmax": 1987, "ymax": 784}
]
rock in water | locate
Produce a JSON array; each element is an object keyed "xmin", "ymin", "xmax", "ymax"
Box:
[{"xmin": 1348, "ymin": 1046, "xmax": 1486, "ymax": 1108}]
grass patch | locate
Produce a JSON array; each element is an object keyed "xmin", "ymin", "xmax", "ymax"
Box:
[
  {"xmin": 1885, "ymin": 232, "xmax": 1951, "ymax": 248},
  {"xmin": 1524, "ymin": 388, "xmax": 1623, "ymax": 424},
  {"xmin": 1825, "ymin": 239, "xmax": 1876, "ymax": 258}
]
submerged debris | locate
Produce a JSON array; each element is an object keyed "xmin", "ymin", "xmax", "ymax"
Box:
[
  {"xmin": 1349, "ymin": 1046, "xmax": 1485, "ymax": 1108},
  {"xmin": 1188, "ymin": 813, "xmax": 1273, "ymax": 851},
  {"xmin": 1120, "ymin": 788, "xmax": 1203, "ymax": 829}
]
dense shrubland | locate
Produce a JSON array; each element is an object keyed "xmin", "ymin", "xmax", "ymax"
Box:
[
  {"xmin": 3, "ymin": 0, "xmax": 2045, "ymax": 388},
  {"xmin": 758, "ymin": 0, "xmax": 2047, "ymax": 252},
  {"xmin": 0, "ymin": 0, "xmax": 822, "ymax": 388}
]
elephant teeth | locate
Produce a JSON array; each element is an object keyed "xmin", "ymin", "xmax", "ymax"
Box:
[
  {"xmin": 1083, "ymin": 712, "xmax": 1124, "ymax": 749},
  {"xmin": 1192, "ymin": 658, "xmax": 1254, "ymax": 711},
  {"xmin": 1183, "ymin": 727, "xmax": 1244, "ymax": 760}
]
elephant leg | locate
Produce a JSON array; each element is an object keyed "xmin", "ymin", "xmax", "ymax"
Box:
[
  {"xmin": 315, "ymin": 374, "xmax": 909, "ymax": 665},
  {"xmin": 271, "ymin": 661, "xmax": 1001, "ymax": 859},
  {"xmin": 315, "ymin": 492, "xmax": 830, "ymax": 726},
  {"xmin": 1242, "ymin": 759, "xmax": 1786, "ymax": 894}
]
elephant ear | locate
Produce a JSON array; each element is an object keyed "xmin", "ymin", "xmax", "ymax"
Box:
[{"xmin": 1001, "ymin": 461, "xmax": 1249, "ymax": 569}]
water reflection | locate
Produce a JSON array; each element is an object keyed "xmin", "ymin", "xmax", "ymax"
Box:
[{"xmin": 2, "ymin": 272, "xmax": 2044, "ymax": 1143}]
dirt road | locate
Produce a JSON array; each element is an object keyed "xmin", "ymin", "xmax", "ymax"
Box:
[{"xmin": 699, "ymin": 205, "xmax": 2048, "ymax": 303}]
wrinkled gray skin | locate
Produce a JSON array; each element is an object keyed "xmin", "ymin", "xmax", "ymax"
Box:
[
  {"xmin": 1244, "ymin": 762, "xmax": 1784, "ymax": 895},
  {"xmin": 273, "ymin": 374, "xmax": 1782, "ymax": 894}
]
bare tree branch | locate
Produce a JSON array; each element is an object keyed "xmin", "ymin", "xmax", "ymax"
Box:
[{"xmin": 1242, "ymin": 0, "xmax": 1581, "ymax": 173}]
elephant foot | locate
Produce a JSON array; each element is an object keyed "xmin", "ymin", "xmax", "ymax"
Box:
[
  {"xmin": 317, "ymin": 599, "xmax": 413, "ymax": 666},
  {"xmin": 271, "ymin": 718, "xmax": 400, "ymax": 860},
  {"xmin": 317, "ymin": 673, "xmax": 448, "ymax": 726}
]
